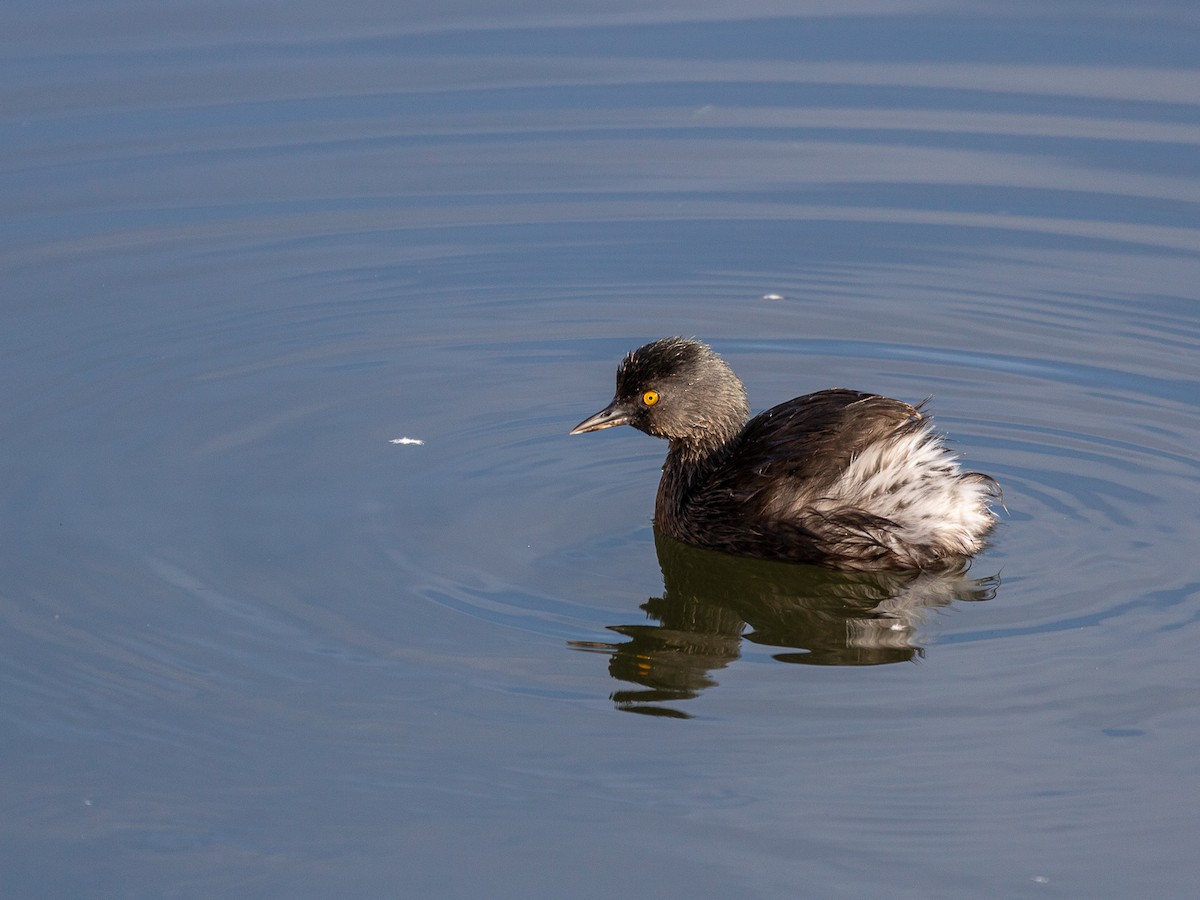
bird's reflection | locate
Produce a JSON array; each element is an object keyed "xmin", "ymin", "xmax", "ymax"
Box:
[{"xmin": 571, "ymin": 529, "xmax": 998, "ymax": 717}]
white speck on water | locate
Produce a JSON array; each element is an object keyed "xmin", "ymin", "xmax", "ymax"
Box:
[
  {"xmin": 389, "ymin": 437, "xmax": 425, "ymax": 445},
  {"xmin": 762, "ymin": 293, "xmax": 785, "ymax": 301},
  {"xmin": 1032, "ymin": 876, "xmax": 1049, "ymax": 884}
]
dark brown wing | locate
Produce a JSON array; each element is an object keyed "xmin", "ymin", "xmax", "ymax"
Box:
[
  {"xmin": 674, "ymin": 390, "xmax": 924, "ymax": 565},
  {"xmin": 718, "ymin": 389, "xmax": 922, "ymax": 491}
]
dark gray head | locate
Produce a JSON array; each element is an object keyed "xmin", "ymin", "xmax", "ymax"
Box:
[{"xmin": 570, "ymin": 337, "xmax": 750, "ymax": 449}]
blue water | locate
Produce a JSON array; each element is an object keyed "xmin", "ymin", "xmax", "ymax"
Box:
[{"xmin": 3, "ymin": 1, "xmax": 1199, "ymax": 897}]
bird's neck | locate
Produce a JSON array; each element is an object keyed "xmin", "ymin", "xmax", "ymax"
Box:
[{"xmin": 654, "ymin": 435, "xmax": 734, "ymax": 536}]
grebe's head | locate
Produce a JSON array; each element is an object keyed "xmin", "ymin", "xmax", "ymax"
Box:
[{"xmin": 570, "ymin": 337, "xmax": 750, "ymax": 448}]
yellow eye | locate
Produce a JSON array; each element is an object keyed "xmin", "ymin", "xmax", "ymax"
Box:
[{"xmin": 642, "ymin": 390, "xmax": 659, "ymax": 406}]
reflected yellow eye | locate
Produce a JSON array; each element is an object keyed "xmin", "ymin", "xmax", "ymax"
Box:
[{"xmin": 642, "ymin": 390, "xmax": 659, "ymax": 406}]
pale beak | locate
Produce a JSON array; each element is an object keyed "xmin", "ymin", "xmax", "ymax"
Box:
[{"xmin": 569, "ymin": 399, "xmax": 634, "ymax": 434}]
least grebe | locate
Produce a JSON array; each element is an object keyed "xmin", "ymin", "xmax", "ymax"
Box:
[{"xmin": 571, "ymin": 337, "xmax": 998, "ymax": 571}]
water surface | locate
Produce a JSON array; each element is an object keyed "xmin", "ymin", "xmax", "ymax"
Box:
[{"xmin": 3, "ymin": 1, "xmax": 1199, "ymax": 897}]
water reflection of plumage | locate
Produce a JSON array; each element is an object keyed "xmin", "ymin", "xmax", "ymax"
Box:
[{"xmin": 572, "ymin": 529, "xmax": 998, "ymax": 717}]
